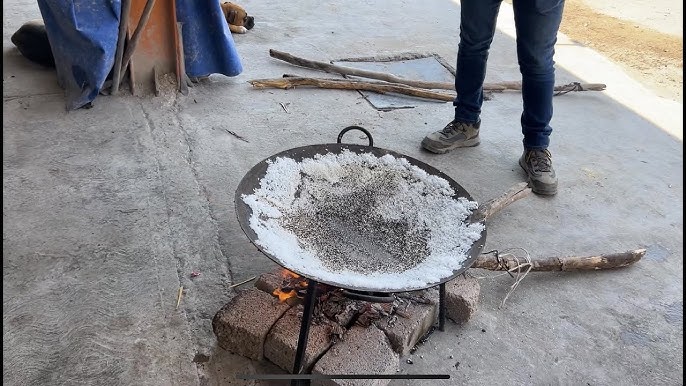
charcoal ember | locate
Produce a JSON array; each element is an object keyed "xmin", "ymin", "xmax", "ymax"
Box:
[
  {"xmin": 327, "ymin": 323, "xmax": 346, "ymax": 342},
  {"xmin": 317, "ymin": 291, "xmax": 365, "ymax": 326},
  {"xmin": 355, "ymin": 303, "xmax": 388, "ymax": 327}
]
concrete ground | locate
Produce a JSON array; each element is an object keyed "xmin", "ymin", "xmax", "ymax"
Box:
[{"xmin": 3, "ymin": 0, "xmax": 683, "ymax": 385}]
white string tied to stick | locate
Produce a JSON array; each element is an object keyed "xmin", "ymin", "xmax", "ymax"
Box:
[{"xmin": 470, "ymin": 247, "xmax": 533, "ymax": 308}]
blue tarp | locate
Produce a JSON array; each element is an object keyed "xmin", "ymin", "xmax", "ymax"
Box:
[
  {"xmin": 37, "ymin": 0, "xmax": 121, "ymax": 110},
  {"xmin": 37, "ymin": 0, "xmax": 243, "ymax": 110},
  {"xmin": 176, "ymin": 0, "xmax": 243, "ymax": 78}
]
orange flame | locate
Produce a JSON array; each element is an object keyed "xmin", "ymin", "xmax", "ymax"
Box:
[
  {"xmin": 280, "ymin": 269, "xmax": 300, "ymax": 279},
  {"xmin": 273, "ymin": 288, "xmax": 298, "ymax": 302},
  {"xmin": 271, "ymin": 269, "xmax": 308, "ymax": 302}
]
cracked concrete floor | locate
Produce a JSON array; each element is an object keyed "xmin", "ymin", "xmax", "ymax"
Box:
[{"xmin": 3, "ymin": 0, "xmax": 682, "ymax": 385}]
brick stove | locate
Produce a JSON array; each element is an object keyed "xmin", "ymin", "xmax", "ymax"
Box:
[
  {"xmin": 212, "ymin": 268, "xmax": 480, "ymax": 386},
  {"xmin": 222, "ymin": 128, "xmax": 502, "ymax": 385}
]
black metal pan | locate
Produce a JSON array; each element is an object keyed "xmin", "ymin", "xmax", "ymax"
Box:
[{"xmin": 235, "ymin": 126, "xmax": 487, "ymax": 293}]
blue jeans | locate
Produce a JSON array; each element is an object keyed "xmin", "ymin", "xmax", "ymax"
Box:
[{"xmin": 453, "ymin": 0, "xmax": 565, "ymax": 150}]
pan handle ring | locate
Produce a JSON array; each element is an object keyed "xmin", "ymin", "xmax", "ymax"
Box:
[{"xmin": 337, "ymin": 126, "xmax": 374, "ymax": 147}]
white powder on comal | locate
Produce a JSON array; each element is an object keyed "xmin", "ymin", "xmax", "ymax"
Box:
[{"xmin": 242, "ymin": 150, "xmax": 484, "ymax": 291}]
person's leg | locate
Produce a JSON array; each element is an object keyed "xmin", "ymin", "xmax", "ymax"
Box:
[
  {"xmin": 513, "ymin": 0, "xmax": 564, "ymax": 195},
  {"xmin": 454, "ymin": 0, "xmax": 503, "ymax": 123},
  {"xmin": 422, "ymin": 0, "xmax": 502, "ymax": 154},
  {"xmin": 512, "ymin": 0, "xmax": 564, "ymax": 150}
]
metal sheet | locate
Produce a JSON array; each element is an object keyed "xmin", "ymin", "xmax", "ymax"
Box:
[{"xmin": 332, "ymin": 56, "xmax": 455, "ymax": 111}]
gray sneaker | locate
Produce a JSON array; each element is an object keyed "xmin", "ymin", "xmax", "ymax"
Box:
[
  {"xmin": 519, "ymin": 149, "xmax": 558, "ymax": 195},
  {"xmin": 421, "ymin": 120, "xmax": 481, "ymax": 154}
]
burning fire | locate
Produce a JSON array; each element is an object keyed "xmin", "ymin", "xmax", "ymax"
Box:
[
  {"xmin": 273, "ymin": 288, "xmax": 298, "ymax": 302},
  {"xmin": 280, "ymin": 269, "xmax": 300, "ymax": 279},
  {"xmin": 272, "ymin": 269, "xmax": 308, "ymax": 302}
]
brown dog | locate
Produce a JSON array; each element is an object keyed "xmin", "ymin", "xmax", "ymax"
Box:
[{"xmin": 220, "ymin": 2, "xmax": 255, "ymax": 34}]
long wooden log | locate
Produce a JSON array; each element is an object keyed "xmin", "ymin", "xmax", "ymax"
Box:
[
  {"xmin": 111, "ymin": 0, "xmax": 131, "ymax": 95},
  {"xmin": 175, "ymin": 22, "xmax": 189, "ymax": 95},
  {"xmin": 269, "ymin": 49, "xmax": 607, "ymax": 93},
  {"xmin": 248, "ymin": 76, "xmax": 456, "ymax": 102},
  {"xmin": 473, "ymin": 249, "xmax": 645, "ymax": 271},
  {"xmin": 493, "ymin": 80, "xmax": 606, "ymax": 93},
  {"xmin": 473, "ymin": 182, "xmax": 532, "ymax": 223},
  {"xmin": 270, "ymin": 49, "xmax": 454, "ymax": 90}
]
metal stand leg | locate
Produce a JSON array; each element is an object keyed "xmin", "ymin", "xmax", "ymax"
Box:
[
  {"xmin": 439, "ymin": 282, "xmax": 446, "ymax": 331},
  {"xmin": 291, "ymin": 279, "xmax": 317, "ymax": 386}
]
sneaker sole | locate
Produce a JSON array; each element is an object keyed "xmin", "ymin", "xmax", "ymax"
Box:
[
  {"xmin": 518, "ymin": 158, "xmax": 558, "ymax": 195},
  {"xmin": 421, "ymin": 137, "xmax": 480, "ymax": 154}
]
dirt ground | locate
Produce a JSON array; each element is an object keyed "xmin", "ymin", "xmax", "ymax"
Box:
[{"xmin": 560, "ymin": 0, "xmax": 683, "ymax": 102}]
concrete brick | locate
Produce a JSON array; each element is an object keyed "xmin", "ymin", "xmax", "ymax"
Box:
[
  {"xmin": 254, "ymin": 270, "xmax": 282, "ymax": 294},
  {"xmin": 376, "ymin": 301, "xmax": 437, "ymax": 356},
  {"xmin": 212, "ymin": 288, "xmax": 291, "ymax": 360},
  {"xmin": 312, "ymin": 326, "xmax": 399, "ymax": 386},
  {"xmin": 264, "ymin": 306, "xmax": 333, "ymax": 372},
  {"xmin": 444, "ymin": 275, "xmax": 480, "ymax": 324}
]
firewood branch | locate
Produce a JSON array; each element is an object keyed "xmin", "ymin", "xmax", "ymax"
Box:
[
  {"xmin": 270, "ymin": 49, "xmax": 454, "ymax": 90},
  {"xmin": 473, "ymin": 182, "xmax": 532, "ymax": 223},
  {"xmin": 269, "ymin": 49, "xmax": 606, "ymax": 93},
  {"xmin": 473, "ymin": 249, "xmax": 645, "ymax": 271},
  {"xmin": 248, "ymin": 76, "xmax": 456, "ymax": 102}
]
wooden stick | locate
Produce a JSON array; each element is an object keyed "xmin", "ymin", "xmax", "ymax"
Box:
[
  {"xmin": 334, "ymin": 52, "xmax": 440, "ymax": 63},
  {"xmin": 490, "ymin": 81, "xmax": 606, "ymax": 92},
  {"xmin": 248, "ymin": 76, "xmax": 456, "ymax": 102},
  {"xmin": 153, "ymin": 66, "xmax": 161, "ymax": 96},
  {"xmin": 175, "ymin": 22, "xmax": 189, "ymax": 96},
  {"xmin": 175, "ymin": 286, "xmax": 183, "ymax": 309},
  {"xmin": 473, "ymin": 182, "xmax": 532, "ymax": 223},
  {"xmin": 554, "ymin": 82, "xmax": 607, "ymax": 93},
  {"xmin": 229, "ymin": 276, "xmax": 257, "ymax": 288},
  {"xmin": 118, "ymin": 0, "xmax": 157, "ymax": 88},
  {"xmin": 270, "ymin": 49, "xmax": 454, "ymax": 90},
  {"xmin": 473, "ymin": 249, "xmax": 645, "ymax": 271},
  {"xmin": 111, "ymin": 0, "xmax": 131, "ymax": 95},
  {"xmin": 269, "ymin": 49, "xmax": 607, "ymax": 93}
]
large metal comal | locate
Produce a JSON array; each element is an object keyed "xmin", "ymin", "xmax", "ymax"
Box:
[{"xmin": 235, "ymin": 127, "xmax": 487, "ymax": 383}]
